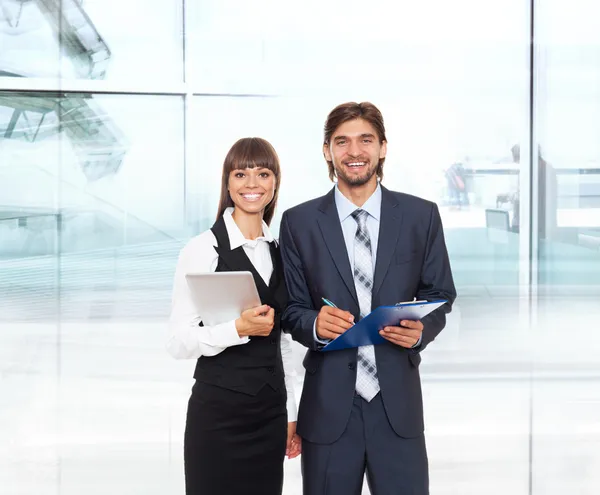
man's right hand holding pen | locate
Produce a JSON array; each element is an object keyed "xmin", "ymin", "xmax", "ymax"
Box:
[{"xmin": 315, "ymin": 298, "xmax": 354, "ymax": 341}]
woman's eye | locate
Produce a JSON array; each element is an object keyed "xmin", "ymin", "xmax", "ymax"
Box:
[
  {"xmin": 259, "ymin": 172, "xmax": 270, "ymax": 178},
  {"xmin": 234, "ymin": 172, "xmax": 244, "ymax": 178}
]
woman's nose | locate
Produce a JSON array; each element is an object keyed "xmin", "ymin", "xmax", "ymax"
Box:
[{"xmin": 246, "ymin": 174, "xmax": 258, "ymax": 187}]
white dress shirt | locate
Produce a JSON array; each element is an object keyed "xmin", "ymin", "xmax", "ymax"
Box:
[
  {"xmin": 334, "ymin": 183, "xmax": 382, "ymax": 272},
  {"xmin": 167, "ymin": 207, "xmax": 297, "ymax": 421}
]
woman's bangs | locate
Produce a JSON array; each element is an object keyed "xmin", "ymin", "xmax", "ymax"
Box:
[{"xmin": 230, "ymin": 139, "xmax": 278, "ymax": 173}]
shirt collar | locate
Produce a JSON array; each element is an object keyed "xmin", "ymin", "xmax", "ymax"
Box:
[
  {"xmin": 223, "ymin": 207, "xmax": 274, "ymax": 249},
  {"xmin": 334, "ymin": 182, "xmax": 382, "ymax": 222}
]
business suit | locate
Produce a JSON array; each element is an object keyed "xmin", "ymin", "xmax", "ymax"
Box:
[{"xmin": 280, "ymin": 184, "xmax": 456, "ymax": 494}]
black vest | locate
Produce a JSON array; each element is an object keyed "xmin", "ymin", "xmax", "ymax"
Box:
[{"xmin": 193, "ymin": 216, "xmax": 288, "ymax": 396}]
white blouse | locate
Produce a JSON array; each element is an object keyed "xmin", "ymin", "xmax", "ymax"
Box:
[{"xmin": 166, "ymin": 208, "xmax": 297, "ymax": 421}]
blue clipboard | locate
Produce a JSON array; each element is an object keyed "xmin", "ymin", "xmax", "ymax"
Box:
[{"xmin": 320, "ymin": 300, "xmax": 447, "ymax": 352}]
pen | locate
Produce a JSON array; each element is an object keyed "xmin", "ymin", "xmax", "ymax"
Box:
[{"xmin": 321, "ymin": 297, "xmax": 338, "ymax": 308}]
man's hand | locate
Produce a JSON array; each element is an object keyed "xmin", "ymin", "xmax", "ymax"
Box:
[
  {"xmin": 315, "ymin": 306, "xmax": 354, "ymax": 340},
  {"xmin": 379, "ymin": 319, "xmax": 424, "ymax": 348},
  {"xmin": 286, "ymin": 422, "xmax": 301, "ymax": 459}
]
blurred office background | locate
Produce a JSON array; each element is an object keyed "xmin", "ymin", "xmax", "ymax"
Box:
[{"xmin": 1, "ymin": 1, "xmax": 599, "ymax": 494}]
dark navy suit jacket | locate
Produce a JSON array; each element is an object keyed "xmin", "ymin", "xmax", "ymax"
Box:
[{"xmin": 280, "ymin": 185, "xmax": 457, "ymax": 444}]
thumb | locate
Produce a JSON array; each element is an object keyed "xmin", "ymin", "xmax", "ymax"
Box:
[{"xmin": 254, "ymin": 304, "xmax": 270, "ymax": 316}]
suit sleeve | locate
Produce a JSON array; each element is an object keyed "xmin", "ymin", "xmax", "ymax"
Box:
[
  {"xmin": 279, "ymin": 211, "xmax": 321, "ymax": 351},
  {"xmin": 413, "ymin": 203, "xmax": 457, "ymax": 353}
]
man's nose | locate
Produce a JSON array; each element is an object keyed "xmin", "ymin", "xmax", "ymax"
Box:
[{"xmin": 348, "ymin": 140, "xmax": 361, "ymax": 156}]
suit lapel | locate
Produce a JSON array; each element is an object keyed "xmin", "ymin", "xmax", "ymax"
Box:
[
  {"xmin": 317, "ymin": 188, "xmax": 359, "ymax": 305},
  {"xmin": 372, "ymin": 186, "xmax": 403, "ymax": 297}
]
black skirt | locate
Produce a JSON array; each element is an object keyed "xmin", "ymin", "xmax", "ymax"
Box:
[{"xmin": 184, "ymin": 380, "xmax": 287, "ymax": 495}]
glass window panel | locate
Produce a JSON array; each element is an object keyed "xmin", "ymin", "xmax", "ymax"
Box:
[
  {"xmin": 1, "ymin": 91, "xmax": 184, "ymax": 318},
  {"xmin": 536, "ymin": 0, "xmax": 600, "ymax": 295},
  {"xmin": 0, "ymin": 91, "xmax": 61, "ymax": 318},
  {"xmin": 533, "ymin": 2, "xmax": 600, "ymax": 494},
  {"xmin": 0, "ymin": 0, "xmax": 61, "ymax": 79},
  {"xmin": 1, "ymin": 91, "xmax": 185, "ymax": 494},
  {"xmin": 189, "ymin": 0, "xmax": 528, "ymax": 95},
  {"xmin": 52, "ymin": 93, "xmax": 185, "ymax": 320},
  {"xmin": 0, "ymin": 0, "xmax": 183, "ymax": 84},
  {"xmin": 0, "ymin": 91, "xmax": 61, "ymax": 492}
]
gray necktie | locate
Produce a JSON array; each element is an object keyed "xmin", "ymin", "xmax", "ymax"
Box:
[{"xmin": 351, "ymin": 209, "xmax": 380, "ymax": 401}]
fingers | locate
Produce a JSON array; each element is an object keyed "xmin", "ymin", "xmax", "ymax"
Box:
[
  {"xmin": 252, "ymin": 304, "xmax": 271, "ymax": 316},
  {"xmin": 379, "ymin": 325, "xmax": 422, "ymax": 348},
  {"xmin": 400, "ymin": 319, "xmax": 424, "ymax": 331},
  {"xmin": 286, "ymin": 423, "xmax": 299, "ymax": 459},
  {"xmin": 319, "ymin": 317, "xmax": 351, "ymax": 333},
  {"xmin": 321, "ymin": 306, "xmax": 354, "ymax": 324},
  {"xmin": 240, "ymin": 306, "xmax": 274, "ymax": 336},
  {"xmin": 249, "ymin": 307, "xmax": 274, "ymax": 325},
  {"xmin": 379, "ymin": 332, "xmax": 417, "ymax": 348},
  {"xmin": 287, "ymin": 434, "xmax": 302, "ymax": 459},
  {"xmin": 384, "ymin": 326, "xmax": 421, "ymax": 339},
  {"xmin": 316, "ymin": 320, "xmax": 350, "ymax": 339},
  {"xmin": 316, "ymin": 327, "xmax": 340, "ymax": 340},
  {"xmin": 316, "ymin": 306, "xmax": 354, "ymax": 339},
  {"xmin": 260, "ymin": 307, "xmax": 275, "ymax": 324}
]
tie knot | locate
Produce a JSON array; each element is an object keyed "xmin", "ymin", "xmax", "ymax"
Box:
[{"xmin": 351, "ymin": 208, "xmax": 369, "ymax": 227}]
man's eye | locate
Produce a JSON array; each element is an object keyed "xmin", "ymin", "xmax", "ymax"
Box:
[
  {"xmin": 363, "ymin": 139, "xmax": 372, "ymax": 143},
  {"xmin": 337, "ymin": 140, "xmax": 346, "ymax": 145}
]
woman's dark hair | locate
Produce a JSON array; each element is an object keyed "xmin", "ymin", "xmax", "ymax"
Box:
[
  {"xmin": 216, "ymin": 137, "xmax": 281, "ymax": 225},
  {"xmin": 323, "ymin": 101, "xmax": 387, "ymax": 181}
]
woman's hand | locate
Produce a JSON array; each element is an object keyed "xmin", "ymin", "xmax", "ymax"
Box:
[
  {"xmin": 286, "ymin": 421, "xmax": 301, "ymax": 459},
  {"xmin": 235, "ymin": 304, "xmax": 274, "ymax": 337}
]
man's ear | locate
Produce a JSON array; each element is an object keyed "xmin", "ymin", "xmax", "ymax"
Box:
[
  {"xmin": 380, "ymin": 140, "xmax": 387, "ymax": 159},
  {"xmin": 323, "ymin": 142, "xmax": 332, "ymax": 162}
]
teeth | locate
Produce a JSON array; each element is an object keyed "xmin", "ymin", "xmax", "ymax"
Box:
[
  {"xmin": 242, "ymin": 194, "xmax": 261, "ymax": 199},
  {"xmin": 347, "ymin": 162, "xmax": 366, "ymax": 167}
]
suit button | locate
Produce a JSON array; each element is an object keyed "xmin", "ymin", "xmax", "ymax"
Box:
[
  {"xmin": 348, "ymin": 363, "xmax": 355, "ymax": 371},
  {"xmin": 267, "ymin": 366, "xmax": 275, "ymax": 374}
]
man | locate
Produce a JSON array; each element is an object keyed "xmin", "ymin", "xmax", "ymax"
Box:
[{"xmin": 279, "ymin": 102, "xmax": 457, "ymax": 495}]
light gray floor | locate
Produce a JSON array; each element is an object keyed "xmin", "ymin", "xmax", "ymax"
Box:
[{"xmin": 1, "ymin": 294, "xmax": 600, "ymax": 495}]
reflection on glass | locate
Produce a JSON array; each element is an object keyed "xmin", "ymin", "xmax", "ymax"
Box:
[
  {"xmin": 0, "ymin": 0, "xmax": 60, "ymax": 77},
  {"xmin": 0, "ymin": 0, "xmax": 182, "ymax": 82},
  {"xmin": 533, "ymin": 3, "xmax": 600, "ymax": 494},
  {"xmin": 0, "ymin": 92, "xmax": 185, "ymax": 320},
  {"xmin": 536, "ymin": 0, "xmax": 600, "ymax": 291},
  {"xmin": 37, "ymin": 0, "xmax": 111, "ymax": 79},
  {"xmin": 0, "ymin": 91, "xmax": 127, "ymax": 181}
]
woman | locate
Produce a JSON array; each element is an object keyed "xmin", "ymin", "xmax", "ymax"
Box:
[{"xmin": 167, "ymin": 137, "xmax": 301, "ymax": 494}]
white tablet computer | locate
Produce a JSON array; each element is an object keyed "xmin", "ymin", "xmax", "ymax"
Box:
[{"xmin": 185, "ymin": 271, "xmax": 261, "ymax": 325}]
